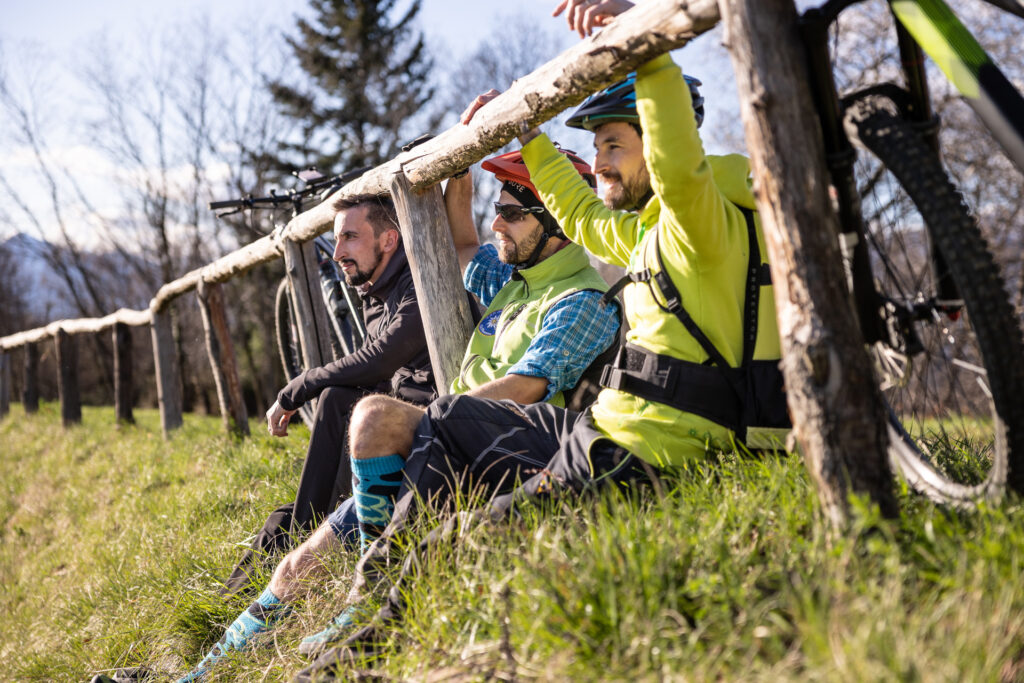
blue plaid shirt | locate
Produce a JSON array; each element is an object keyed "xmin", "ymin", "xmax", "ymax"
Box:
[{"xmin": 465, "ymin": 244, "xmax": 620, "ymax": 400}]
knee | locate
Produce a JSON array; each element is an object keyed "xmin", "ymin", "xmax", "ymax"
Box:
[
  {"xmin": 350, "ymin": 395, "xmax": 423, "ymax": 459},
  {"xmin": 350, "ymin": 395, "xmax": 398, "ymax": 457}
]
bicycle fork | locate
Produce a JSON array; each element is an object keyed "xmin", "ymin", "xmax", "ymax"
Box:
[{"xmin": 798, "ymin": 1, "xmax": 962, "ymax": 353}]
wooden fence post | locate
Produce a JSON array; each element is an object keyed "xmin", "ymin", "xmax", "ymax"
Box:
[
  {"xmin": 720, "ymin": 0, "xmax": 896, "ymax": 526},
  {"xmin": 390, "ymin": 174, "xmax": 475, "ymax": 392},
  {"xmin": 151, "ymin": 308, "xmax": 184, "ymax": 437},
  {"xmin": 197, "ymin": 280, "xmax": 250, "ymax": 437},
  {"xmin": 282, "ymin": 239, "xmax": 335, "ymax": 415},
  {"xmin": 54, "ymin": 328, "xmax": 82, "ymax": 427},
  {"xmin": 23, "ymin": 342, "xmax": 39, "ymax": 414},
  {"xmin": 0, "ymin": 352, "xmax": 10, "ymax": 420},
  {"xmin": 112, "ymin": 322, "xmax": 135, "ymax": 425}
]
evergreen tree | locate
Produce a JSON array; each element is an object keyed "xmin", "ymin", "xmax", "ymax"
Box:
[{"xmin": 268, "ymin": 0, "xmax": 434, "ymax": 174}]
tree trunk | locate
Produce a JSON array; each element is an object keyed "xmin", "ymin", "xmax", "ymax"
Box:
[
  {"xmin": 113, "ymin": 322, "xmax": 135, "ymax": 425},
  {"xmin": 55, "ymin": 329, "xmax": 82, "ymax": 427},
  {"xmin": 390, "ymin": 175, "xmax": 475, "ymax": 393},
  {"xmin": 22, "ymin": 342, "xmax": 39, "ymax": 414},
  {"xmin": 197, "ymin": 280, "xmax": 250, "ymax": 437},
  {"xmin": 720, "ymin": 0, "xmax": 897, "ymax": 526},
  {"xmin": 151, "ymin": 308, "xmax": 184, "ymax": 437}
]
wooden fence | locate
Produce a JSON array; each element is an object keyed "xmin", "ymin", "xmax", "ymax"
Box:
[{"xmin": 0, "ymin": 0, "xmax": 719, "ymax": 439}]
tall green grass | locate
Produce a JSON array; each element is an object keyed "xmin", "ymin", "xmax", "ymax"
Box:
[{"xmin": 2, "ymin": 404, "xmax": 1022, "ymax": 681}]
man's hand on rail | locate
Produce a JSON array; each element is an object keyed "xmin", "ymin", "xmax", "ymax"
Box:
[
  {"xmin": 462, "ymin": 89, "xmax": 541, "ymax": 145},
  {"xmin": 553, "ymin": 0, "xmax": 634, "ymax": 37},
  {"xmin": 266, "ymin": 400, "xmax": 297, "ymax": 437}
]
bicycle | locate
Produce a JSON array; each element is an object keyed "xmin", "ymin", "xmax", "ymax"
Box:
[
  {"xmin": 210, "ymin": 168, "xmax": 368, "ymax": 427},
  {"xmin": 798, "ymin": 0, "xmax": 1024, "ymax": 503}
]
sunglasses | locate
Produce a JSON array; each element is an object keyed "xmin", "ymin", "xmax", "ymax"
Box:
[{"xmin": 493, "ymin": 202, "xmax": 545, "ymax": 223}]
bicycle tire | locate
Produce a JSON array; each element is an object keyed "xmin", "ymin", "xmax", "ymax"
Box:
[
  {"xmin": 274, "ymin": 277, "xmax": 315, "ymax": 428},
  {"xmin": 843, "ymin": 93, "xmax": 1024, "ymax": 503}
]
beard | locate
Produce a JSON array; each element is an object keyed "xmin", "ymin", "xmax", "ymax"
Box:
[
  {"xmin": 342, "ymin": 244, "xmax": 383, "ymax": 286},
  {"xmin": 601, "ymin": 165, "xmax": 652, "ymax": 211},
  {"xmin": 497, "ymin": 226, "xmax": 543, "ymax": 265}
]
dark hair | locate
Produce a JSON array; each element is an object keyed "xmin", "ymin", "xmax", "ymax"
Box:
[{"xmin": 332, "ymin": 193, "xmax": 399, "ymax": 237}]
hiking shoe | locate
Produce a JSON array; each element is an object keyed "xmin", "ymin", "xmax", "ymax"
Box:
[{"xmin": 299, "ymin": 605, "xmax": 360, "ymax": 657}]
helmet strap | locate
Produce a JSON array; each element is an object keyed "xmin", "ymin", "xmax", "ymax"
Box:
[{"xmin": 516, "ymin": 230, "xmax": 550, "ymax": 271}]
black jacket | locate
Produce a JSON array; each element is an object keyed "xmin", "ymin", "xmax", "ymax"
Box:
[{"xmin": 276, "ymin": 246, "xmax": 435, "ymax": 410}]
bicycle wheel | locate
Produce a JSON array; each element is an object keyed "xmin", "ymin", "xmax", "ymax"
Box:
[
  {"xmin": 843, "ymin": 93, "xmax": 1024, "ymax": 503},
  {"xmin": 274, "ymin": 277, "xmax": 315, "ymax": 428}
]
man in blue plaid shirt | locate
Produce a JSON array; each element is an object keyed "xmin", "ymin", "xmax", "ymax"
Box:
[{"xmin": 173, "ymin": 147, "xmax": 618, "ymax": 682}]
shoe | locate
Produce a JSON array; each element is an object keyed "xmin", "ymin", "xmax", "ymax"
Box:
[
  {"xmin": 89, "ymin": 668, "xmax": 153, "ymax": 683},
  {"xmin": 298, "ymin": 605, "xmax": 360, "ymax": 657}
]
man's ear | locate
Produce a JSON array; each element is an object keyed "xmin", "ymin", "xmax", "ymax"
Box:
[{"xmin": 381, "ymin": 228, "xmax": 401, "ymax": 253}]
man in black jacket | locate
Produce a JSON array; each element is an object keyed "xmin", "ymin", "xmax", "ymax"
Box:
[{"xmin": 221, "ymin": 193, "xmax": 435, "ymax": 595}]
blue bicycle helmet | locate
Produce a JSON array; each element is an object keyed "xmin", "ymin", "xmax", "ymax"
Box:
[{"xmin": 566, "ymin": 73, "xmax": 704, "ymax": 130}]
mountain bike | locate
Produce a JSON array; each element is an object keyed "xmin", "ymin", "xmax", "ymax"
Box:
[
  {"xmin": 798, "ymin": 0, "xmax": 1024, "ymax": 503},
  {"xmin": 210, "ymin": 168, "xmax": 368, "ymax": 427}
]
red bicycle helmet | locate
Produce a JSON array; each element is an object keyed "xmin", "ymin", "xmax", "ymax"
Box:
[{"xmin": 481, "ymin": 147, "xmax": 596, "ymax": 198}]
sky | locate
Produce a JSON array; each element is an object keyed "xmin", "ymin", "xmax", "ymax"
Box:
[{"xmin": 0, "ymin": 0, "xmax": 740, "ymax": 245}]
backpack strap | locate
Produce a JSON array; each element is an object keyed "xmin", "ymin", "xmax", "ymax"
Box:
[
  {"xmin": 602, "ymin": 205, "xmax": 765, "ymax": 369},
  {"xmin": 737, "ymin": 206, "xmax": 760, "ymax": 365}
]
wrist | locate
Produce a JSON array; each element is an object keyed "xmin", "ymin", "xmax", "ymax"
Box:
[{"xmin": 517, "ymin": 120, "xmax": 541, "ymax": 145}]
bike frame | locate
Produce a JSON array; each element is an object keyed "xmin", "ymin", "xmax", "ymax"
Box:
[{"xmin": 798, "ymin": 0, "xmax": 1024, "ymax": 346}]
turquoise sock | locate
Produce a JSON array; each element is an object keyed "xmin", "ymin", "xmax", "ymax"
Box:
[
  {"xmin": 353, "ymin": 454, "xmax": 405, "ymax": 551},
  {"xmin": 177, "ymin": 587, "xmax": 290, "ymax": 682}
]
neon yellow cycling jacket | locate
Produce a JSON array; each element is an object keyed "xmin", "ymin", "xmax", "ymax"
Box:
[{"xmin": 521, "ymin": 53, "xmax": 782, "ymax": 467}]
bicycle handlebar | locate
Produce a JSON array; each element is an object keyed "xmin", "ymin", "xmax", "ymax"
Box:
[{"xmin": 208, "ymin": 166, "xmax": 371, "ymax": 215}]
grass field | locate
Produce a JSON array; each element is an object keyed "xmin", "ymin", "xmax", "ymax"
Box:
[{"xmin": 2, "ymin": 403, "xmax": 1023, "ymax": 681}]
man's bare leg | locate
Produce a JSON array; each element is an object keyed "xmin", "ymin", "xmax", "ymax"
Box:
[{"xmin": 177, "ymin": 519, "xmax": 346, "ymax": 681}]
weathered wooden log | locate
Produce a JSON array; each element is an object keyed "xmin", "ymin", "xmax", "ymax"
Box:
[
  {"xmin": 55, "ymin": 328, "xmax": 82, "ymax": 427},
  {"xmin": 720, "ymin": 0, "xmax": 896, "ymax": 525},
  {"xmin": 0, "ymin": 308, "xmax": 151, "ymax": 351},
  {"xmin": 22, "ymin": 342, "xmax": 39, "ymax": 414},
  {"xmin": 286, "ymin": 0, "xmax": 720, "ymax": 236},
  {"xmin": 390, "ymin": 175, "xmax": 474, "ymax": 393},
  {"xmin": 0, "ymin": 352, "xmax": 10, "ymax": 420},
  {"xmin": 151, "ymin": 309, "xmax": 184, "ymax": 437},
  {"xmin": 399, "ymin": 0, "xmax": 720, "ymax": 190},
  {"xmin": 112, "ymin": 322, "xmax": 134, "ymax": 425},
  {"xmin": 197, "ymin": 279, "xmax": 250, "ymax": 437},
  {"xmin": 282, "ymin": 239, "xmax": 335, "ymax": 412}
]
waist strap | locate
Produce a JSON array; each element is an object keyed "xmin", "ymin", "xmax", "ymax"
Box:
[{"xmin": 600, "ymin": 343, "xmax": 741, "ymax": 431}]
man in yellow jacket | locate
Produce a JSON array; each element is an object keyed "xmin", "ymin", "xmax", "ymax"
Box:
[{"xmin": 298, "ymin": 15, "xmax": 788, "ymax": 677}]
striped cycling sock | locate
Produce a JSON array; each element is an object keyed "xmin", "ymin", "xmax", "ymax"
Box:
[
  {"xmin": 352, "ymin": 454, "xmax": 405, "ymax": 551},
  {"xmin": 177, "ymin": 587, "xmax": 290, "ymax": 682}
]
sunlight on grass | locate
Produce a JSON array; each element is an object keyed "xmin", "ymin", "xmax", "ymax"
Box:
[{"xmin": 2, "ymin": 405, "xmax": 1023, "ymax": 681}]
